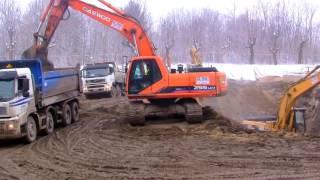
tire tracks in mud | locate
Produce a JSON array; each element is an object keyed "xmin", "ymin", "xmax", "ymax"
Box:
[{"xmin": 1, "ymin": 97, "xmax": 320, "ymax": 179}]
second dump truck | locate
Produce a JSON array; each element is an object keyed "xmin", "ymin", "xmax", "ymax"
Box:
[
  {"xmin": 81, "ymin": 62, "xmax": 125, "ymax": 98},
  {"xmin": 0, "ymin": 60, "xmax": 81, "ymax": 143}
]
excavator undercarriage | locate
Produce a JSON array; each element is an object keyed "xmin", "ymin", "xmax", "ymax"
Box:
[{"xmin": 127, "ymin": 99, "xmax": 204, "ymax": 126}]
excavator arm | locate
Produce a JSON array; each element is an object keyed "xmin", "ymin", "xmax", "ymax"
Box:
[
  {"xmin": 275, "ymin": 65, "xmax": 320, "ymax": 131},
  {"xmin": 22, "ymin": 0, "xmax": 155, "ymax": 66}
]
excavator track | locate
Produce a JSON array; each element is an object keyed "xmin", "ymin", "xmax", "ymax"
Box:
[
  {"xmin": 127, "ymin": 102, "xmax": 146, "ymax": 126},
  {"xmin": 184, "ymin": 102, "xmax": 203, "ymax": 124}
]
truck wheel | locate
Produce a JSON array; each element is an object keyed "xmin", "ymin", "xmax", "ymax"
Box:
[
  {"xmin": 25, "ymin": 116, "xmax": 38, "ymax": 143},
  {"xmin": 62, "ymin": 104, "xmax": 72, "ymax": 126},
  {"xmin": 44, "ymin": 111, "xmax": 55, "ymax": 135},
  {"xmin": 111, "ymin": 86, "xmax": 118, "ymax": 97},
  {"xmin": 71, "ymin": 102, "xmax": 80, "ymax": 123}
]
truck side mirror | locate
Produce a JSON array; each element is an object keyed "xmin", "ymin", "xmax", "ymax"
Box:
[
  {"xmin": 110, "ymin": 67, "xmax": 114, "ymax": 74},
  {"xmin": 22, "ymin": 79, "xmax": 30, "ymax": 97},
  {"xmin": 125, "ymin": 65, "xmax": 128, "ymax": 73}
]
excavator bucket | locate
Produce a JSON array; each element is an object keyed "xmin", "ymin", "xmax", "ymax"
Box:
[
  {"xmin": 241, "ymin": 117, "xmax": 276, "ymax": 131},
  {"xmin": 22, "ymin": 44, "xmax": 54, "ymax": 71},
  {"xmin": 242, "ymin": 108, "xmax": 307, "ymax": 133}
]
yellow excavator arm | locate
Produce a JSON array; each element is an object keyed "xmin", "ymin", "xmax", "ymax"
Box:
[{"xmin": 243, "ymin": 65, "xmax": 320, "ymax": 132}]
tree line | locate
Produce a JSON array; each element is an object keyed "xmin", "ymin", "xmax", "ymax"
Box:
[{"xmin": 0, "ymin": 0, "xmax": 319, "ymax": 67}]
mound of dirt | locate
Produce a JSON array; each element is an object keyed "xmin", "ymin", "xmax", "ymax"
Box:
[
  {"xmin": 204, "ymin": 80, "xmax": 277, "ymax": 121},
  {"xmin": 204, "ymin": 77, "xmax": 298, "ymax": 122}
]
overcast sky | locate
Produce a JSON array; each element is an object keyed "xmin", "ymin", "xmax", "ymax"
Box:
[{"xmin": 18, "ymin": 0, "xmax": 320, "ymax": 21}]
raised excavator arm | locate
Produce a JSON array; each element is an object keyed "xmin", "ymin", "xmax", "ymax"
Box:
[
  {"xmin": 243, "ymin": 65, "xmax": 320, "ymax": 132},
  {"xmin": 22, "ymin": 0, "xmax": 155, "ymax": 68}
]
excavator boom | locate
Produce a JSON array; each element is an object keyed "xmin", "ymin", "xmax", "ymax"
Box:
[{"xmin": 22, "ymin": 0, "xmax": 155, "ymax": 66}]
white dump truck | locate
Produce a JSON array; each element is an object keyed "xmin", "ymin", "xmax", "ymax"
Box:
[
  {"xmin": 81, "ymin": 62, "xmax": 125, "ymax": 98},
  {"xmin": 0, "ymin": 60, "xmax": 81, "ymax": 143}
]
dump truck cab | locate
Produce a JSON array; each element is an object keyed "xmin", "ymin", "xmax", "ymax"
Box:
[
  {"xmin": 0, "ymin": 68, "xmax": 35, "ymax": 138},
  {"xmin": 0, "ymin": 60, "xmax": 81, "ymax": 143},
  {"xmin": 81, "ymin": 62, "xmax": 125, "ymax": 98}
]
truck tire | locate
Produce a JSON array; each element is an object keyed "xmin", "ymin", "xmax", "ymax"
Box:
[
  {"xmin": 111, "ymin": 85, "xmax": 117, "ymax": 97},
  {"xmin": 44, "ymin": 111, "xmax": 55, "ymax": 135},
  {"xmin": 62, "ymin": 104, "xmax": 72, "ymax": 126},
  {"xmin": 71, "ymin": 102, "xmax": 80, "ymax": 123},
  {"xmin": 25, "ymin": 116, "xmax": 38, "ymax": 143}
]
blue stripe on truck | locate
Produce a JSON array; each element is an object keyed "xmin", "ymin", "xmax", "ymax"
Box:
[
  {"xmin": 10, "ymin": 98, "xmax": 31, "ymax": 107},
  {"xmin": 10, "ymin": 97, "xmax": 29, "ymax": 105},
  {"xmin": 44, "ymin": 73, "xmax": 77, "ymax": 80}
]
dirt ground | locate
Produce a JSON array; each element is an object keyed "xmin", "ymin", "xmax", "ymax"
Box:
[{"xmin": 1, "ymin": 78, "xmax": 320, "ymax": 180}]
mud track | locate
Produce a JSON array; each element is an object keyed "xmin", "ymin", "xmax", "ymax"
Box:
[{"xmin": 1, "ymin": 80, "xmax": 320, "ymax": 179}]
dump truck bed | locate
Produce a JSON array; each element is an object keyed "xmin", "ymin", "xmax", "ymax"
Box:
[{"xmin": 0, "ymin": 60, "xmax": 81, "ymax": 107}]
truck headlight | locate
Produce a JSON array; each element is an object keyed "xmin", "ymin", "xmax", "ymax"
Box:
[
  {"xmin": 104, "ymin": 84, "xmax": 112, "ymax": 90},
  {"xmin": 7, "ymin": 121, "xmax": 18, "ymax": 130},
  {"xmin": 8, "ymin": 123, "xmax": 14, "ymax": 130}
]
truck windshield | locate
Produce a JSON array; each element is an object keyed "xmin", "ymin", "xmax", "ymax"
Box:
[
  {"xmin": 83, "ymin": 68, "xmax": 110, "ymax": 78},
  {"xmin": 0, "ymin": 80, "xmax": 15, "ymax": 101}
]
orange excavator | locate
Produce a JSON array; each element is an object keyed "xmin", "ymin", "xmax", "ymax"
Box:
[{"xmin": 22, "ymin": 0, "xmax": 228, "ymax": 125}]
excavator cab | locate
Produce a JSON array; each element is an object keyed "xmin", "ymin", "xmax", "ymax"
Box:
[{"xmin": 127, "ymin": 58, "xmax": 162, "ymax": 95}]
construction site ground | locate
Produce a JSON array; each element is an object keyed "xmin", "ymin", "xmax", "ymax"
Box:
[{"xmin": 1, "ymin": 77, "xmax": 320, "ymax": 179}]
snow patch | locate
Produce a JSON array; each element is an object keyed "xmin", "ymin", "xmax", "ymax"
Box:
[{"xmin": 172, "ymin": 63, "xmax": 316, "ymax": 81}]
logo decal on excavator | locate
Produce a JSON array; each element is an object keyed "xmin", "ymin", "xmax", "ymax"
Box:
[
  {"xmin": 111, "ymin": 21, "xmax": 124, "ymax": 31},
  {"xmin": 83, "ymin": 7, "xmax": 111, "ymax": 23},
  {"xmin": 194, "ymin": 86, "xmax": 215, "ymax": 90},
  {"xmin": 196, "ymin": 77, "xmax": 210, "ymax": 85}
]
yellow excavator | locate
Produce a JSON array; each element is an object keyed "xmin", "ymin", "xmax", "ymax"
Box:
[{"xmin": 242, "ymin": 65, "xmax": 320, "ymax": 134}]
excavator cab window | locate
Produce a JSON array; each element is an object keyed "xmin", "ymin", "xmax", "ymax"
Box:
[{"xmin": 129, "ymin": 60, "xmax": 162, "ymax": 94}]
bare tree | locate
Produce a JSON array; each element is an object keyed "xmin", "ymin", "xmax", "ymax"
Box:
[
  {"xmin": 1, "ymin": 0, "xmax": 319, "ymax": 66},
  {"xmin": 296, "ymin": 4, "xmax": 316, "ymax": 64},
  {"xmin": 125, "ymin": 0, "xmax": 152, "ymax": 32},
  {"xmin": 270, "ymin": 32, "xmax": 280, "ymax": 65},
  {"xmin": 268, "ymin": 2, "xmax": 285, "ymax": 65},
  {"xmin": 158, "ymin": 15, "xmax": 176, "ymax": 67},
  {"xmin": 0, "ymin": 0, "xmax": 21, "ymax": 60},
  {"xmin": 245, "ymin": 10, "xmax": 258, "ymax": 64}
]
